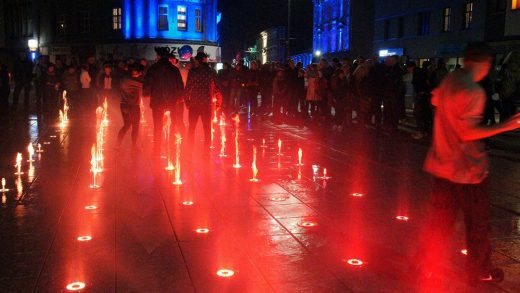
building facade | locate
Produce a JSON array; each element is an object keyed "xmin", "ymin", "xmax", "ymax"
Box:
[
  {"xmin": 1, "ymin": 0, "xmax": 221, "ymax": 64},
  {"xmin": 255, "ymin": 27, "xmax": 287, "ymax": 64},
  {"xmin": 312, "ymin": 0, "xmax": 374, "ymax": 59},
  {"xmin": 374, "ymin": 0, "xmax": 520, "ymax": 67}
]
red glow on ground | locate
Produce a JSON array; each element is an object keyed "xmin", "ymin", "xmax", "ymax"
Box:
[
  {"xmin": 77, "ymin": 236, "xmax": 92, "ymax": 242},
  {"xmin": 66, "ymin": 281, "xmax": 86, "ymax": 291},
  {"xmin": 195, "ymin": 228, "xmax": 210, "ymax": 234},
  {"xmin": 216, "ymin": 269, "xmax": 235, "ymax": 278},
  {"xmin": 182, "ymin": 201, "xmax": 194, "ymax": 206},
  {"xmin": 396, "ymin": 215, "xmax": 409, "ymax": 221},
  {"xmin": 344, "ymin": 258, "xmax": 364, "ymax": 266},
  {"xmin": 461, "ymin": 249, "xmax": 468, "ymax": 255},
  {"xmin": 84, "ymin": 205, "xmax": 97, "ymax": 210}
]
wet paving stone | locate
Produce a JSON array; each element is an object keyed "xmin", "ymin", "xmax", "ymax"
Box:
[{"xmin": 1, "ymin": 103, "xmax": 520, "ymax": 292}]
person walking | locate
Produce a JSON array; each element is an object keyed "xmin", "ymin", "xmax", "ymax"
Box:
[
  {"xmin": 143, "ymin": 47, "xmax": 185, "ymax": 158},
  {"xmin": 61, "ymin": 65, "xmax": 80, "ymax": 113},
  {"xmin": 185, "ymin": 52, "xmax": 221, "ymax": 149},
  {"xmin": 305, "ymin": 64, "xmax": 321, "ymax": 120},
  {"xmin": 419, "ymin": 43, "xmax": 520, "ymax": 285},
  {"xmin": 11, "ymin": 51, "xmax": 34, "ymax": 112},
  {"xmin": 117, "ymin": 64, "xmax": 143, "ymax": 150},
  {"xmin": 41, "ymin": 63, "xmax": 60, "ymax": 118},
  {"xmin": 382, "ymin": 55, "xmax": 404, "ymax": 131},
  {"xmin": 411, "ymin": 61, "xmax": 433, "ymax": 139}
]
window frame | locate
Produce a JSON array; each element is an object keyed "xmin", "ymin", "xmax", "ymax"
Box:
[
  {"xmin": 442, "ymin": 7, "xmax": 451, "ymax": 32},
  {"xmin": 158, "ymin": 5, "xmax": 169, "ymax": 31},
  {"xmin": 463, "ymin": 2, "xmax": 473, "ymax": 29},
  {"xmin": 417, "ymin": 11, "xmax": 431, "ymax": 36},
  {"xmin": 112, "ymin": 7, "xmax": 122, "ymax": 30},
  {"xmin": 177, "ymin": 5, "xmax": 187, "ymax": 31},
  {"xmin": 195, "ymin": 8, "xmax": 202, "ymax": 32}
]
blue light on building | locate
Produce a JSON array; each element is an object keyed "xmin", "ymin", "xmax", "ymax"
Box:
[
  {"xmin": 123, "ymin": 0, "xmax": 219, "ymax": 43},
  {"xmin": 313, "ymin": 0, "xmax": 351, "ymax": 56}
]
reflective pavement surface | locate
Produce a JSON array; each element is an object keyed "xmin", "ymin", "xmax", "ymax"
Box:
[{"xmin": 1, "ymin": 100, "xmax": 520, "ymax": 293}]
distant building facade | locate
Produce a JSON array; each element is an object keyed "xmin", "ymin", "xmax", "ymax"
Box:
[
  {"xmin": 374, "ymin": 0, "xmax": 520, "ymax": 67},
  {"xmin": 1, "ymin": 0, "xmax": 221, "ymax": 64},
  {"xmin": 312, "ymin": 0, "xmax": 374, "ymax": 59},
  {"xmin": 256, "ymin": 27, "xmax": 287, "ymax": 64}
]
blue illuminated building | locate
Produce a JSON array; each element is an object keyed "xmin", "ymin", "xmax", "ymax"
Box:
[
  {"xmin": 311, "ymin": 0, "xmax": 373, "ymax": 59},
  {"xmin": 123, "ymin": 0, "xmax": 219, "ymax": 43}
]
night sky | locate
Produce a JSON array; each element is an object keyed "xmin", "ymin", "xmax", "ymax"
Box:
[{"xmin": 218, "ymin": 0, "xmax": 314, "ymax": 62}]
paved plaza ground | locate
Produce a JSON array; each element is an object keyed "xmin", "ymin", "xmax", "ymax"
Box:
[{"xmin": 0, "ymin": 100, "xmax": 519, "ymax": 292}]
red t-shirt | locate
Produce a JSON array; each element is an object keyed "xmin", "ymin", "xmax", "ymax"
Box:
[{"xmin": 424, "ymin": 70, "xmax": 489, "ymax": 184}]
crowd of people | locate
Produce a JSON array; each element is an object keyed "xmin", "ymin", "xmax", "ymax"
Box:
[
  {"xmin": 0, "ymin": 48, "xmax": 519, "ymax": 144},
  {"xmin": 216, "ymin": 51, "xmax": 520, "ymax": 139}
]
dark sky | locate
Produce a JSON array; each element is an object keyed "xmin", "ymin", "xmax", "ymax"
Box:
[{"xmin": 218, "ymin": 0, "xmax": 314, "ymax": 62}]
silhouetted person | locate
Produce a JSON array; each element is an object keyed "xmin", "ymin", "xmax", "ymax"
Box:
[
  {"xmin": 144, "ymin": 47, "xmax": 185, "ymax": 158},
  {"xmin": 11, "ymin": 51, "xmax": 33, "ymax": 112},
  {"xmin": 117, "ymin": 65, "xmax": 143, "ymax": 149},
  {"xmin": 0, "ymin": 61, "xmax": 10, "ymax": 115},
  {"xmin": 185, "ymin": 52, "xmax": 221, "ymax": 149}
]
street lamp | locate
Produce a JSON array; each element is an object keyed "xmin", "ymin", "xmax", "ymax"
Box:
[
  {"xmin": 315, "ymin": 50, "xmax": 322, "ymax": 57},
  {"xmin": 28, "ymin": 39, "xmax": 38, "ymax": 52}
]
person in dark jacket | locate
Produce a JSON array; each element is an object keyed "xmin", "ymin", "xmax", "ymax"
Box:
[
  {"xmin": 144, "ymin": 47, "xmax": 185, "ymax": 157},
  {"xmin": 412, "ymin": 61, "xmax": 433, "ymax": 139},
  {"xmin": 42, "ymin": 63, "xmax": 60, "ymax": 117},
  {"xmin": 382, "ymin": 55, "xmax": 404, "ymax": 131},
  {"xmin": 185, "ymin": 52, "xmax": 221, "ymax": 149},
  {"xmin": 11, "ymin": 51, "xmax": 34, "ymax": 112},
  {"xmin": 117, "ymin": 64, "xmax": 143, "ymax": 149}
]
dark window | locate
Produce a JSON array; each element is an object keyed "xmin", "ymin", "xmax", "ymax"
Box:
[
  {"xmin": 384, "ymin": 19, "xmax": 390, "ymax": 40},
  {"xmin": 195, "ymin": 9, "xmax": 202, "ymax": 32},
  {"xmin": 442, "ymin": 7, "xmax": 451, "ymax": 32},
  {"xmin": 177, "ymin": 5, "xmax": 187, "ymax": 31},
  {"xmin": 80, "ymin": 11, "xmax": 90, "ymax": 33},
  {"xmin": 417, "ymin": 11, "xmax": 430, "ymax": 35},
  {"xmin": 158, "ymin": 5, "xmax": 169, "ymax": 31},
  {"xmin": 463, "ymin": 2, "xmax": 473, "ymax": 29},
  {"xmin": 397, "ymin": 17, "xmax": 404, "ymax": 38},
  {"xmin": 57, "ymin": 14, "xmax": 67, "ymax": 34}
]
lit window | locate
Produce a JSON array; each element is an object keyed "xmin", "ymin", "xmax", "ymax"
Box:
[
  {"xmin": 57, "ymin": 14, "xmax": 66, "ymax": 34},
  {"xmin": 80, "ymin": 11, "xmax": 90, "ymax": 33},
  {"xmin": 195, "ymin": 9, "xmax": 202, "ymax": 32},
  {"xmin": 158, "ymin": 5, "xmax": 169, "ymax": 31},
  {"xmin": 112, "ymin": 7, "xmax": 122, "ymax": 30},
  {"xmin": 177, "ymin": 5, "xmax": 187, "ymax": 31},
  {"xmin": 464, "ymin": 2, "xmax": 473, "ymax": 29},
  {"xmin": 513, "ymin": 0, "xmax": 519, "ymax": 10},
  {"xmin": 442, "ymin": 7, "xmax": 451, "ymax": 32}
]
